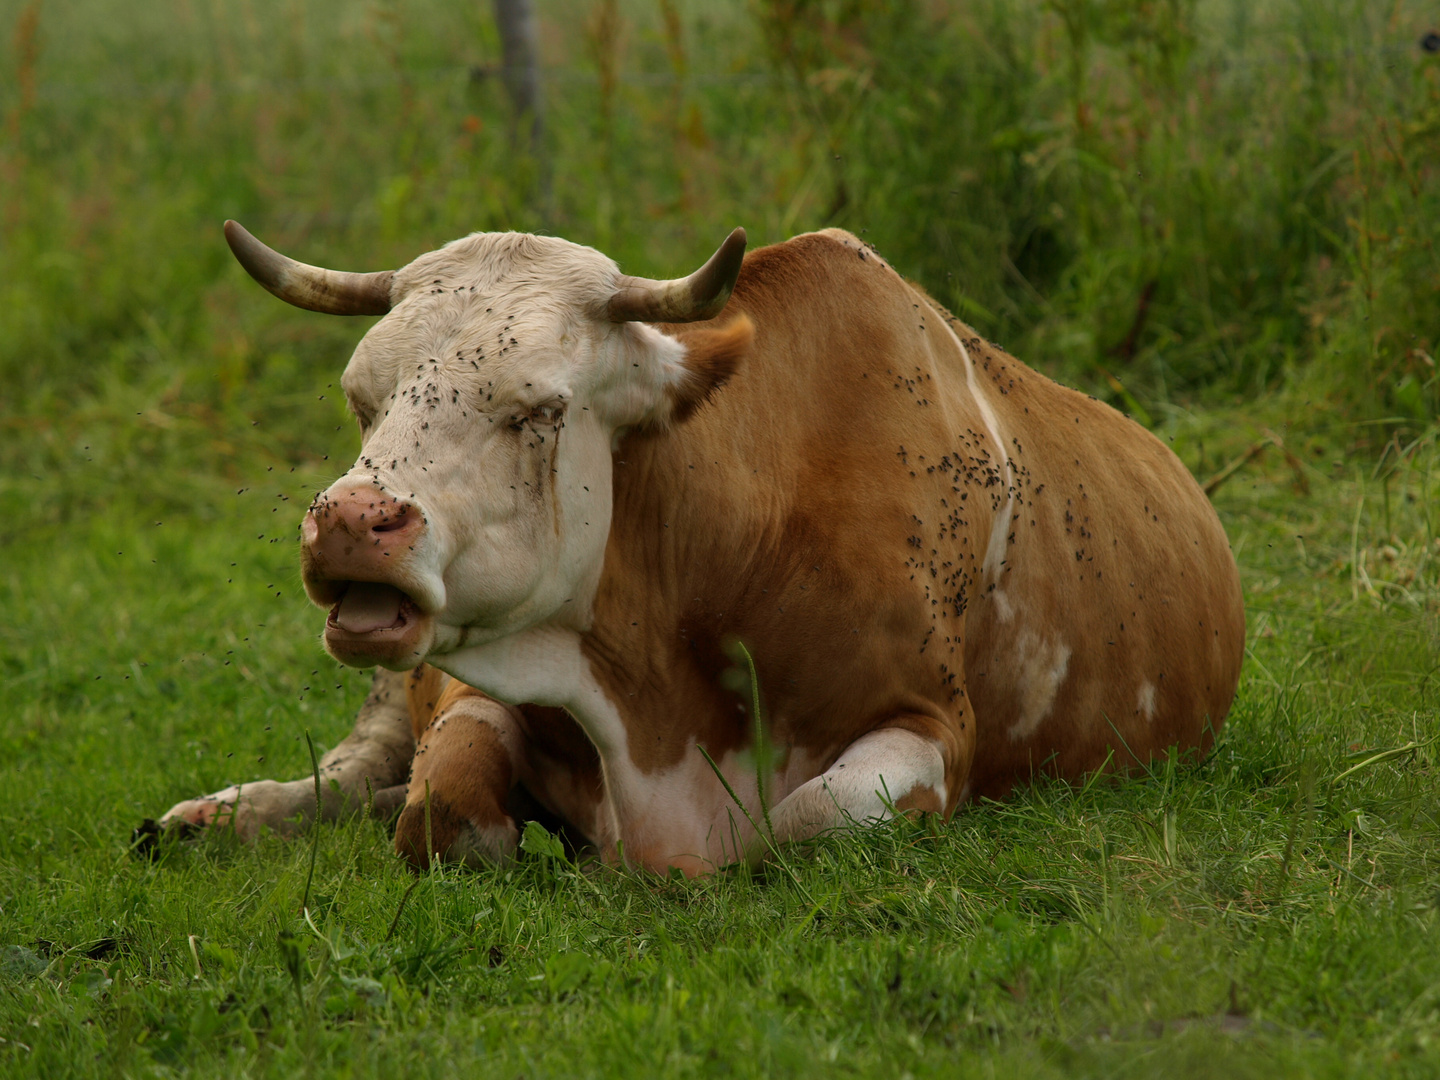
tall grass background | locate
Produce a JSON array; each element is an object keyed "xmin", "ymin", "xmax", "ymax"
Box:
[{"xmin": 3, "ymin": 0, "xmax": 1437, "ymax": 476}]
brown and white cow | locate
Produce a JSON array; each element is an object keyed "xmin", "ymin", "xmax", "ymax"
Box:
[{"xmin": 157, "ymin": 222, "xmax": 1244, "ymax": 874}]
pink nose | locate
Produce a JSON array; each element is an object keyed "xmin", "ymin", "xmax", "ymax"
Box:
[{"xmin": 301, "ymin": 486, "xmax": 423, "ymax": 585}]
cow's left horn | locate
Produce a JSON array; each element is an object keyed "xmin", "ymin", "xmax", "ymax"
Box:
[
  {"xmin": 606, "ymin": 227, "xmax": 747, "ymax": 324},
  {"xmin": 224, "ymin": 220, "xmax": 394, "ymax": 316}
]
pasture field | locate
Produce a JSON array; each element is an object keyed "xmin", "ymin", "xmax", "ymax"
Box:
[
  {"xmin": 3, "ymin": 0, "xmax": 1439, "ymax": 1076},
  {"xmin": 3, "ymin": 404, "xmax": 1439, "ymax": 1077}
]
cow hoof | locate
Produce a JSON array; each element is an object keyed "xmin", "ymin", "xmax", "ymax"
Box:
[
  {"xmin": 155, "ymin": 780, "xmax": 302, "ymax": 843},
  {"xmin": 157, "ymin": 795, "xmax": 246, "ymax": 836},
  {"xmin": 393, "ymin": 795, "xmax": 518, "ymax": 871},
  {"xmin": 130, "ymin": 817, "xmax": 198, "ymax": 860}
]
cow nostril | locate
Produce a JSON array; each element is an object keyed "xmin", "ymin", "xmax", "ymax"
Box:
[{"xmin": 371, "ymin": 508, "xmax": 413, "ymax": 534}]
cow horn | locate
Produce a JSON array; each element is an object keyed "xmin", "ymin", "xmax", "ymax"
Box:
[
  {"xmin": 606, "ymin": 227, "xmax": 747, "ymax": 324},
  {"xmin": 223, "ymin": 220, "xmax": 394, "ymax": 316}
]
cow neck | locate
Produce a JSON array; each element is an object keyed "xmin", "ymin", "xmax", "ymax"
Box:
[
  {"xmin": 568, "ymin": 234, "xmax": 1021, "ymax": 809},
  {"xmin": 577, "ymin": 415, "xmax": 779, "ymax": 768}
]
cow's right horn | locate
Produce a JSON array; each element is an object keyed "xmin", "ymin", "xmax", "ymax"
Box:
[
  {"xmin": 606, "ymin": 227, "xmax": 747, "ymax": 324},
  {"xmin": 224, "ymin": 220, "xmax": 394, "ymax": 316}
]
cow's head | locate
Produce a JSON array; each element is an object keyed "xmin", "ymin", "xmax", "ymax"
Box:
[{"xmin": 225, "ymin": 221, "xmax": 751, "ymax": 669}]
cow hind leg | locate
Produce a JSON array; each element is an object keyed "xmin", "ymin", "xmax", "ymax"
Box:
[
  {"xmin": 393, "ymin": 687, "xmax": 525, "ymax": 869},
  {"xmin": 766, "ymin": 724, "xmax": 948, "ymax": 848}
]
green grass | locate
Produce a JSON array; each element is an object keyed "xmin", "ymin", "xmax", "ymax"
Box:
[
  {"xmin": 3, "ymin": 0, "xmax": 1440, "ymax": 1075},
  {"xmin": 2, "ymin": 410, "xmax": 1439, "ymax": 1077}
]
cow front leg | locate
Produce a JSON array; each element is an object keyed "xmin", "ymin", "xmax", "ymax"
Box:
[
  {"xmin": 392, "ymin": 692, "xmax": 607, "ymax": 870},
  {"xmin": 393, "ymin": 686, "xmax": 525, "ymax": 869},
  {"xmin": 765, "ymin": 724, "xmax": 951, "ymax": 847},
  {"xmin": 152, "ymin": 668, "xmax": 415, "ymax": 842}
]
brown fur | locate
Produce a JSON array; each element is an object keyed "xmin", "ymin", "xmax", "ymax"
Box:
[
  {"xmin": 578, "ymin": 229, "xmax": 1241, "ymax": 806},
  {"xmin": 662, "ymin": 314, "xmax": 754, "ymax": 423},
  {"xmin": 394, "ymin": 668, "xmax": 605, "ymax": 868},
  {"xmin": 895, "ymin": 786, "xmax": 944, "ymax": 814},
  {"xmin": 216, "ymin": 227, "xmax": 1242, "ymax": 871},
  {"xmin": 395, "ymin": 675, "xmax": 516, "ymax": 867}
]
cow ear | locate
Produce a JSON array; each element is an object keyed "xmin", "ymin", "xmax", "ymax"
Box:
[{"xmin": 666, "ymin": 314, "xmax": 753, "ymax": 424}]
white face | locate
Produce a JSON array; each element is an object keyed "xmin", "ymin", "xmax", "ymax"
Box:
[{"xmin": 298, "ymin": 232, "xmax": 694, "ymax": 669}]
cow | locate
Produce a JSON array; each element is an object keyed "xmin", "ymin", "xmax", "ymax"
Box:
[{"xmin": 155, "ymin": 221, "xmax": 1245, "ymax": 874}]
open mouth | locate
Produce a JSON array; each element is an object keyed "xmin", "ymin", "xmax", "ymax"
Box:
[{"xmin": 326, "ymin": 582, "xmax": 420, "ymax": 638}]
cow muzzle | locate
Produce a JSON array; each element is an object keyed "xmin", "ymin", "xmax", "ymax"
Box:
[{"xmin": 299, "ymin": 485, "xmax": 440, "ymax": 669}]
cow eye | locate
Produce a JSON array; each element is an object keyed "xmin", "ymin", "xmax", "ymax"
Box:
[
  {"xmin": 508, "ymin": 402, "xmax": 565, "ymax": 431},
  {"xmin": 346, "ymin": 395, "xmax": 374, "ymax": 431}
]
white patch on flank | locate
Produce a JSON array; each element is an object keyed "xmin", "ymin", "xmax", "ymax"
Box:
[
  {"xmin": 929, "ymin": 300, "xmax": 1016, "ymax": 588},
  {"xmin": 1008, "ymin": 629, "xmax": 1072, "ymax": 740},
  {"xmin": 1137, "ymin": 680, "xmax": 1157, "ymax": 722},
  {"xmin": 992, "ymin": 589, "xmax": 1016, "ymax": 624}
]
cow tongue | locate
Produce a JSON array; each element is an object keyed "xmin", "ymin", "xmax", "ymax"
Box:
[{"xmin": 334, "ymin": 583, "xmax": 404, "ymax": 633}]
